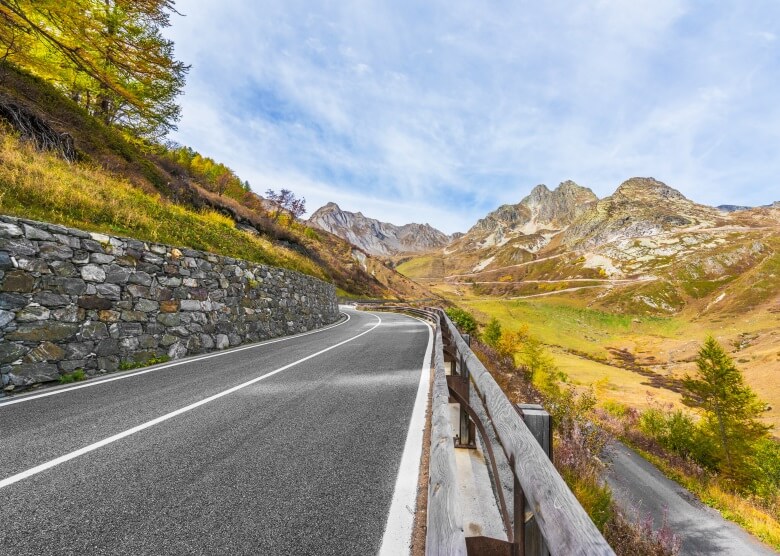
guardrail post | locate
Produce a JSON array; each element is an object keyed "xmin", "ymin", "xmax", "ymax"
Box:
[
  {"xmin": 517, "ymin": 404, "xmax": 552, "ymax": 556},
  {"xmin": 455, "ymin": 332, "xmax": 475, "ymax": 449}
]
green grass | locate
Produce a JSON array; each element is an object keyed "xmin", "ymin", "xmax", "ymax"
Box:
[
  {"xmin": 118, "ymin": 354, "xmax": 171, "ymax": 371},
  {"xmin": 0, "ymin": 132, "xmax": 325, "ymax": 279},
  {"xmin": 461, "ymin": 296, "xmax": 681, "ymax": 357},
  {"xmin": 58, "ymin": 369, "xmax": 86, "ymax": 384}
]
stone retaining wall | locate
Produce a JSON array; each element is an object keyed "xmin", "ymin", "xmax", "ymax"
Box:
[{"xmin": 0, "ymin": 215, "xmax": 339, "ymax": 391}]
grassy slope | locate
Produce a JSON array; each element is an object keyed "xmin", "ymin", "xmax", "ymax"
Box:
[
  {"xmin": 0, "ymin": 131, "xmax": 322, "ymax": 276},
  {"xmin": 432, "ymin": 281, "xmax": 780, "ymax": 431},
  {"xmin": 0, "ymin": 62, "xmax": 430, "ymax": 299}
]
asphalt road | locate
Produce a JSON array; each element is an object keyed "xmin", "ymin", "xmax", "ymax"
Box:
[
  {"xmin": 0, "ymin": 307, "xmax": 432, "ymax": 556},
  {"xmin": 604, "ymin": 441, "xmax": 778, "ymax": 556}
]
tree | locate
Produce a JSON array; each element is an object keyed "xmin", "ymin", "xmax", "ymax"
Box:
[
  {"xmin": 0, "ymin": 0, "xmax": 188, "ymax": 138},
  {"xmin": 265, "ymin": 188, "xmax": 306, "ymax": 226},
  {"xmin": 482, "ymin": 317, "xmax": 502, "ymax": 347},
  {"xmin": 682, "ymin": 336, "xmax": 770, "ymax": 483},
  {"xmin": 519, "ymin": 335, "xmax": 556, "ymax": 387}
]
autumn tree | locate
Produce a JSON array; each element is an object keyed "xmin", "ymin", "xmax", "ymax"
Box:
[
  {"xmin": 0, "ymin": 0, "xmax": 188, "ymax": 138},
  {"xmin": 265, "ymin": 188, "xmax": 306, "ymax": 225},
  {"xmin": 682, "ymin": 336, "xmax": 771, "ymax": 483}
]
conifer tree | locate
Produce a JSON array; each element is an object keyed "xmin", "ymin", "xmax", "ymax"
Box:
[
  {"xmin": 682, "ymin": 336, "xmax": 770, "ymax": 483},
  {"xmin": 0, "ymin": 0, "xmax": 188, "ymax": 138},
  {"xmin": 482, "ymin": 317, "xmax": 502, "ymax": 347}
]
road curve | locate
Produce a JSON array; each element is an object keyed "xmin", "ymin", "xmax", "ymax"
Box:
[
  {"xmin": 604, "ymin": 441, "xmax": 778, "ymax": 556},
  {"xmin": 0, "ymin": 307, "xmax": 431, "ymax": 555}
]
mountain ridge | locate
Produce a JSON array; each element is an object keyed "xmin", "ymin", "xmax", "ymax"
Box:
[{"xmin": 308, "ymin": 202, "xmax": 451, "ymax": 256}]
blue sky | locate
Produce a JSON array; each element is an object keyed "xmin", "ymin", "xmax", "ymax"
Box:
[{"xmin": 166, "ymin": 1, "xmax": 780, "ymax": 234}]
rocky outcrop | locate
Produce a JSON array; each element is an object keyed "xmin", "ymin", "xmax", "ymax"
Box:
[
  {"xmin": 308, "ymin": 202, "xmax": 450, "ymax": 256},
  {"xmin": 563, "ymin": 177, "xmax": 724, "ymax": 249},
  {"xmin": 0, "ymin": 215, "xmax": 339, "ymax": 391},
  {"xmin": 457, "ymin": 181, "xmax": 598, "ymax": 251}
]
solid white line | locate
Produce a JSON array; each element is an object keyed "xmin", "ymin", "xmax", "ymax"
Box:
[
  {"xmin": 378, "ymin": 317, "xmax": 434, "ymax": 556},
  {"xmin": 0, "ymin": 312, "xmax": 352, "ymax": 408},
  {"xmin": 0, "ymin": 313, "xmax": 382, "ymax": 490}
]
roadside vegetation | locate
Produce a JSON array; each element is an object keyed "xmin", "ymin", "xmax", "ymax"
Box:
[
  {"xmin": 447, "ymin": 307, "xmax": 681, "ymax": 555},
  {"xmin": 456, "ymin": 305, "xmax": 780, "ymax": 550}
]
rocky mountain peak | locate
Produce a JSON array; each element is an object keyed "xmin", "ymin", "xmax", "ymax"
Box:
[
  {"xmin": 613, "ymin": 177, "xmax": 686, "ymax": 202},
  {"xmin": 308, "ymin": 203, "xmax": 450, "ymax": 256}
]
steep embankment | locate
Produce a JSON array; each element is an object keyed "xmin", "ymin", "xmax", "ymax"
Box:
[{"xmin": 0, "ymin": 63, "xmax": 427, "ymax": 300}]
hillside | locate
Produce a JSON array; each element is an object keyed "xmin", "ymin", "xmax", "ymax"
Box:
[
  {"xmin": 308, "ymin": 202, "xmax": 451, "ymax": 256},
  {"xmin": 0, "ymin": 63, "xmax": 430, "ymax": 301},
  {"xmin": 393, "ymin": 177, "xmax": 780, "ymax": 430}
]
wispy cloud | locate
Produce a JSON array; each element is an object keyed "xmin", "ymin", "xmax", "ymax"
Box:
[{"xmin": 166, "ymin": 0, "xmax": 780, "ymax": 233}]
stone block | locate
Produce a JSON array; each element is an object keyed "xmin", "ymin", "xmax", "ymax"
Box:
[
  {"xmin": 138, "ymin": 335, "xmax": 158, "ymax": 349},
  {"xmin": 97, "ymin": 356, "xmax": 119, "ymax": 372},
  {"xmin": 96, "ymin": 283, "xmax": 121, "ymax": 300},
  {"xmin": 0, "ymin": 251, "xmax": 12, "ymax": 271},
  {"xmin": 215, "ymin": 334, "xmax": 229, "ymax": 350},
  {"xmin": 24, "ymin": 341, "xmax": 66, "ymax": 363},
  {"xmin": 80, "ymin": 321, "xmax": 109, "ymax": 340},
  {"xmin": 0, "ymin": 293, "xmax": 27, "ymax": 310},
  {"xmin": 0, "ymin": 308, "xmax": 14, "ymax": 327},
  {"xmin": 39, "ymin": 243, "xmax": 74, "ymax": 260},
  {"xmin": 134, "ymin": 299, "xmax": 159, "ymax": 312},
  {"xmin": 118, "ymin": 322, "xmax": 143, "ymax": 337},
  {"xmin": 65, "ymin": 342, "xmax": 93, "ymax": 359},
  {"xmin": 0, "ymin": 238, "xmax": 37, "ymax": 256},
  {"xmin": 16, "ymin": 305, "xmax": 50, "ymax": 322},
  {"xmin": 98, "ymin": 309, "xmax": 121, "ymax": 322},
  {"xmin": 15, "ymin": 257, "xmax": 49, "ymax": 273},
  {"xmin": 14, "ymin": 362, "xmax": 59, "ymax": 383},
  {"xmin": 119, "ymin": 337, "xmax": 139, "ymax": 351},
  {"xmin": 0, "ymin": 222, "xmax": 23, "ymax": 238},
  {"xmin": 104, "ymin": 265, "xmax": 131, "ymax": 284},
  {"xmin": 127, "ymin": 284, "xmax": 150, "ymax": 298},
  {"xmin": 120, "ymin": 310, "xmax": 146, "ymax": 322},
  {"xmin": 0, "ymin": 342, "xmax": 27, "ymax": 364},
  {"xmin": 159, "ymin": 300, "xmax": 179, "ymax": 313},
  {"xmin": 95, "ymin": 338, "xmax": 119, "ymax": 357},
  {"xmin": 179, "ymin": 299, "xmax": 201, "ymax": 311},
  {"xmin": 51, "ymin": 305, "xmax": 82, "ymax": 322},
  {"xmin": 80, "ymin": 264, "xmax": 106, "ymax": 283},
  {"xmin": 1, "ymin": 270, "xmax": 35, "ymax": 292},
  {"xmin": 156, "ymin": 313, "xmax": 181, "ymax": 327},
  {"xmin": 78, "ymin": 295, "xmax": 113, "ymax": 310},
  {"xmin": 7, "ymin": 322, "xmax": 79, "ymax": 342},
  {"xmin": 168, "ymin": 342, "xmax": 187, "ymax": 359},
  {"xmin": 32, "ymin": 292, "xmax": 71, "ymax": 307},
  {"xmin": 90, "ymin": 253, "xmax": 114, "ymax": 264}
]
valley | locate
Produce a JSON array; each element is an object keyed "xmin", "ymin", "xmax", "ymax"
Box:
[{"xmin": 316, "ymin": 179, "xmax": 780, "ymax": 433}]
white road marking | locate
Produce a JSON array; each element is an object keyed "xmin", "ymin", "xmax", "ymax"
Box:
[
  {"xmin": 0, "ymin": 312, "xmax": 351, "ymax": 408},
  {"xmin": 0, "ymin": 312, "xmax": 381, "ymax": 490},
  {"xmin": 378, "ymin": 316, "xmax": 434, "ymax": 556}
]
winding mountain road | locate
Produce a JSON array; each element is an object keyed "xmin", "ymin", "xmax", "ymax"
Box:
[{"xmin": 0, "ymin": 307, "xmax": 431, "ymax": 555}]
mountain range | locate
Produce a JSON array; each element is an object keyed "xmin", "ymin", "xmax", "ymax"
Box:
[
  {"xmin": 308, "ymin": 202, "xmax": 451, "ymax": 256},
  {"xmin": 310, "ymin": 177, "xmax": 780, "ymax": 317}
]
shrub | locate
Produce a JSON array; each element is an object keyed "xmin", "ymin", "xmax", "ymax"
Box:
[{"xmin": 445, "ymin": 307, "xmax": 478, "ymax": 335}]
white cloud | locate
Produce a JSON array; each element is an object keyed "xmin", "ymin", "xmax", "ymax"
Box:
[{"xmin": 165, "ymin": 0, "xmax": 780, "ymax": 233}]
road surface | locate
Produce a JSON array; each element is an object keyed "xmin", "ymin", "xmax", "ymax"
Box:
[
  {"xmin": 604, "ymin": 441, "xmax": 778, "ymax": 556},
  {"xmin": 0, "ymin": 307, "xmax": 431, "ymax": 555}
]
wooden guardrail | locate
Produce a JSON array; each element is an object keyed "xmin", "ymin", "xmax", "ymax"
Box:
[
  {"xmin": 435, "ymin": 308, "xmax": 614, "ymax": 556},
  {"xmin": 356, "ymin": 304, "xmax": 613, "ymax": 556}
]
